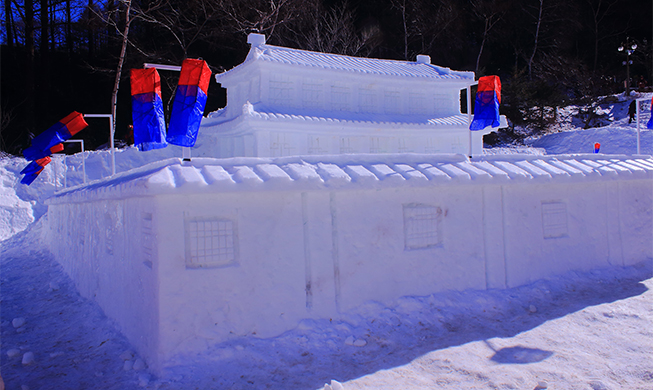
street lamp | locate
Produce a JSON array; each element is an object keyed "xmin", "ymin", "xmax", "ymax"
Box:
[{"xmin": 618, "ymin": 38, "xmax": 637, "ymax": 95}]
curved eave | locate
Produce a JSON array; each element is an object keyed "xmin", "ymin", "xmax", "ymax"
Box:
[{"xmin": 46, "ymin": 154, "xmax": 653, "ymax": 205}]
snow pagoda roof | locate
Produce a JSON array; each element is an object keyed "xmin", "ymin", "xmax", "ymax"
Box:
[
  {"xmin": 47, "ymin": 154, "xmax": 653, "ymax": 204},
  {"xmin": 204, "ymin": 103, "xmax": 474, "ymax": 128},
  {"xmin": 216, "ymin": 33, "xmax": 474, "ymax": 81}
]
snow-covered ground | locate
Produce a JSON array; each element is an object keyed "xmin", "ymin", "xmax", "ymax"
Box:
[{"xmin": 1, "ymin": 94, "xmax": 652, "ymax": 389}]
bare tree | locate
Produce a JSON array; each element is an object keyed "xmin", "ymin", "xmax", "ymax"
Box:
[
  {"xmin": 389, "ymin": 0, "xmax": 463, "ymax": 61},
  {"xmin": 66, "ymin": 0, "xmax": 72, "ymax": 54},
  {"xmin": 390, "ymin": 0, "xmax": 409, "ymax": 60},
  {"xmin": 585, "ymin": 0, "xmax": 620, "ymax": 72},
  {"xmin": 138, "ymin": 0, "xmax": 223, "ymax": 59},
  {"xmin": 527, "ymin": 0, "xmax": 544, "ymax": 80},
  {"xmin": 4, "ymin": 0, "xmax": 14, "ymax": 47},
  {"xmin": 25, "ymin": 0, "xmax": 36, "ymax": 132},
  {"xmin": 110, "ymin": 0, "xmax": 132, "ymax": 146},
  {"xmin": 279, "ymin": 0, "xmax": 378, "ymax": 56},
  {"xmin": 219, "ymin": 0, "xmax": 300, "ymax": 40},
  {"xmin": 471, "ymin": 0, "xmax": 505, "ymax": 73},
  {"xmin": 39, "ymin": 0, "xmax": 51, "ymax": 119}
]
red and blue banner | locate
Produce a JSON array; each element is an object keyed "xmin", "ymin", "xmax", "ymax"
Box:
[
  {"xmin": 23, "ymin": 142, "xmax": 64, "ymax": 161},
  {"xmin": 20, "ymin": 156, "xmax": 52, "ymax": 185},
  {"xmin": 470, "ymin": 76, "xmax": 501, "ymax": 131},
  {"xmin": 167, "ymin": 59, "xmax": 211, "ymax": 147},
  {"xmin": 131, "ymin": 68, "xmax": 167, "ymax": 151},
  {"xmin": 23, "ymin": 112, "xmax": 88, "ymax": 161},
  {"xmin": 648, "ymin": 96, "xmax": 653, "ymax": 129}
]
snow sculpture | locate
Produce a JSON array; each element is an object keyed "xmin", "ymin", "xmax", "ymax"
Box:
[
  {"xmin": 46, "ymin": 153, "xmax": 653, "ymax": 374},
  {"xmin": 202, "ymin": 33, "xmax": 507, "ymax": 158}
]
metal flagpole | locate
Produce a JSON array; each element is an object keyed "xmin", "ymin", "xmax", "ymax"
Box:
[
  {"xmin": 635, "ymin": 98, "xmax": 649, "ymax": 155},
  {"xmin": 143, "ymin": 63, "xmax": 191, "ymax": 161},
  {"xmin": 467, "ymin": 84, "xmax": 474, "ymax": 158}
]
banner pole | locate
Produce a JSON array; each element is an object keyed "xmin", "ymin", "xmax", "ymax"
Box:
[{"xmin": 468, "ymin": 85, "xmax": 473, "ymax": 158}]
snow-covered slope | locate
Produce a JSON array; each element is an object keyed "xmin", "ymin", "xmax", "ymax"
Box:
[{"xmin": 531, "ymin": 92, "xmax": 652, "ymax": 155}]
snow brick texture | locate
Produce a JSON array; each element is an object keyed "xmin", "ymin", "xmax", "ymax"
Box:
[{"xmin": 45, "ymin": 153, "xmax": 653, "ymax": 374}]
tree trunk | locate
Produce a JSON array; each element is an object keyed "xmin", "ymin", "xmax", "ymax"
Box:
[
  {"xmin": 66, "ymin": 0, "xmax": 72, "ymax": 55},
  {"xmin": 401, "ymin": 0, "xmax": 408, "ymax": 60},
  {"xmin": 390, "ymin": 0, "xmax": 409, "ymax": 60},
  {"xmin": 4, "ymin": 0, "xmax": 13, "ymax": 48},
  {"xmin": 110, "ymin": 0, "xmax": 132, "ymax": 146},
  {"xmin": 528, "ymin": 0, "xmax": 543, "ymax": 80},
  {"xmin": 476, "ymin": 19, "xmax": 489, "ymax": 73},
  {"xmin": 25, "ymin": 0, "xmax": 36, "ymax": 134},
  {"xmin": 40, "ymin": 0, "xmax": 50, "ymax": 120},
  {"xmin": 40, "ymin": 0, "xmax": 48, "ymax": 53},
  {"xmin": 88, "ymin": 0, "xmax": 94, "ymax": 57},
  {"xmin": 49, "ymin": 1, "xmax": 55, "ymax": 51}
]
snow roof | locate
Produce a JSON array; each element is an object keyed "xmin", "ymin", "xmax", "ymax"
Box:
[
  {"xmin": 216, "ymin": 34, "xmax": 474, "ymax": 81},
  {"xmin": 206, "ymin": 104, "xmax": 471, "ymax": 128},
  {"xmin": 46, "ymin": 154, "xmax": 653, "ymax": 204}
]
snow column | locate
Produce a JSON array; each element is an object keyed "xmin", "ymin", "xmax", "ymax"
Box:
[
  {"xmin": 469, "ymin": 76, "xmax": 501, "ymax": 131},
  {"xmin": 130, "ymin": 68, "xmax": 168, "ymax": 151},
  {"xmin": 166, "ymin": 59, "xmax": 211, "ymax": 147}
]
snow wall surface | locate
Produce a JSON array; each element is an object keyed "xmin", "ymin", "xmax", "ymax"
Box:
[{"xmin": 44, "ymin": 154, "xmax": 653, "ymax": 374}]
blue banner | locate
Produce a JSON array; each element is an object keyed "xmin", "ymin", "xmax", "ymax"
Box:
[
  {"xmin": 166, "ymin": 85, "xmax": 207, "ymax": 147},
  {"xmin": 132, "ymin": 92, "xmax": 168, "ymax": 151},
  {"xmin": 470, "ymin": 91, "xmax": 500, "ymax": 131}
]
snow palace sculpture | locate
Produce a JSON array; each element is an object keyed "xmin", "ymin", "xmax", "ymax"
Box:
[
  {"xmin": 200, "ymin": 33, "xmax": 507, "ymax": 158},
  {"xmin": 44, "ymin": 34, "xmax": 651, "ymax": 375}
]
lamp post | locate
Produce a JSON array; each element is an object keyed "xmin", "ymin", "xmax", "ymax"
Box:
[{"xmin": 618, "ymin": 38, "xmax": 637, "ymax": 95}]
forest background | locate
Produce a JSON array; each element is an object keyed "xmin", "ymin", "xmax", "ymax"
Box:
[{"xmin": 0, "ymin": 0, "xmax": 651, "ymax": 155}]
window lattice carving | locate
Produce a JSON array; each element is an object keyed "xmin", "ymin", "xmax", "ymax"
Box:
[
  {"xmin": 331, "ymin": 84, "xmax": 351, "ymax": 111},
  {"xmin": 269, "ymin": 76, "xmax": 293, "ymax": 106},
  {"xmin": 302, "ymin": 80, "xmax": 322, "ymax": 109},
  {"xmin": 403, "ymin": 204, "xmax": 443, "ymax": 250},
  {"xmin": 541, "ymin": 202, "xmax": 568, "ymax": 239},
  {"xmin": 185, "ymin": 218, "xmax": 238, "ymax": 268}
]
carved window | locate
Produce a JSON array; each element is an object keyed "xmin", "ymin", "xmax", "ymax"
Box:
[
  {"xmin": 403, "ymin": 204, "xmax": 443, "ymax": 250},
  {"xmin": 434, "ymin": 94, "xmax": 450, "ymax": 114},
  {"xmin": 185, "ymin": 217, "xmax": 239, "ymax": 268},
  {"xmin": 384, "ymin": 90, "xmax": 401, "ymax": 114},
  {"xmin": 331, "ymin": 84, "xmax": 351, "ymax": 111},
  {"xmin": 142, "ymin": 212, "xmax": 153, "ymax": 265},
  {"xmin": 409, "ymin": 92, "xmax": 428, "ymax": 115},
  {"xmin": 269, "ymin": 75, "xmax": 293, "ymax": 106},
  {"xmin": 541, "ymin": 202, "xmax": 568, "ymax": 239},
  {"xmin": 359, "ymin": 86, "xmax": 376, "ymax": 113},
  {"xmin": 302, "ymin": 80, "xmax": 322, "ymax": 109}
]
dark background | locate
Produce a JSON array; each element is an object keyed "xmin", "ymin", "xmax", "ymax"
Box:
[{"xmin": 1, "ymin": 0, "xmax": 651, "ymax": 155}]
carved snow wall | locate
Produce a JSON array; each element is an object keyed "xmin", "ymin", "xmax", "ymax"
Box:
[{"xmin": 46, "ymin": 154, "xmax": 653, "ymax": 373}]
